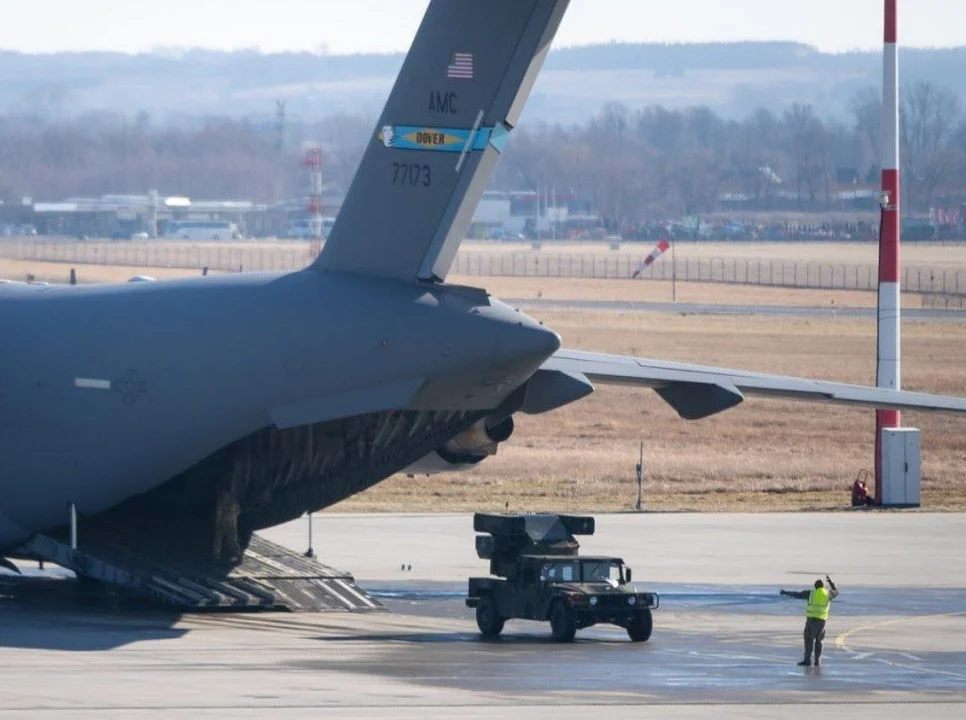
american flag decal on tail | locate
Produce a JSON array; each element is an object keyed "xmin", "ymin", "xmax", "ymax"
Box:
[
  {"xmin": 632, "ymin": 239, "xmax": 670, "ymax": 278},
  {"xmin": 447, "ymin": 52, "xmax": 474, "ymax": 80}
]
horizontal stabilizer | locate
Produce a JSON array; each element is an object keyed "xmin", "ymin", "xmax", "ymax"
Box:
[
  {"xmin": 314, "ymin": 0, "xmax": 569, "ymax": 283},
  {"xmin": 543, "ymin": 349, "xmax": 966, "ymax": 420},
  {"xmin": 520, "ymin": 368, "xmax": 595, "ymax": 414}
]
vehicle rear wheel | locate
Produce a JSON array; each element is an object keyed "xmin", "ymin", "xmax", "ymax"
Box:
[
  {"xmin": 550, "ymin": 601, "xmax": 577, "ymax": 642},
  {"xmin": 627, "ymin": 609, "xmax": 653, "ymax": 642},
  {"xmin": 476, "ymin": 595, "xmax": 504, "ymax": 637}
]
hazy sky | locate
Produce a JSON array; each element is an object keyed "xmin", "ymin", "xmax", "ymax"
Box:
[{"xmin": 1, "ymin": 1, "xmax": 964, "ymax": 55}]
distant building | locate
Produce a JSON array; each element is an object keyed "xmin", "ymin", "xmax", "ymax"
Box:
[
  {"xmin": 4, "ymin": 190, "xmax": 347, "ymax": 240},
  {"xmin": 472, "ymin": 190, "xmax": 600, "ymax": 239},
  {"xmin": 0, "ymin": 198, "xmax": 38, "ymax": 236}
]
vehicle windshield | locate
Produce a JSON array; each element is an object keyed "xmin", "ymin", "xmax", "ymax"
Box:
[
  {"xmin": 540, "ymin": 561, "xmax": 580, "ymax": 583},
  {"xmin": 539, "ymin": 560, "xmax": 623, "ymax": 583},
  {"xmin": 581, "ymin": 560, "xmax": 623, "ymax": 583}
]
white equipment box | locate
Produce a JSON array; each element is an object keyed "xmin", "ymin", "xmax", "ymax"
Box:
[{"xmin": 881, "ymin": 428, "xmax": 922, "ymax": 507}]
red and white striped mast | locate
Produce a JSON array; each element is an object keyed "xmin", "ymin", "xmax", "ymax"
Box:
[{"xmin": 875, "ymin": 0, "xmax": 901, "ymax": 503}]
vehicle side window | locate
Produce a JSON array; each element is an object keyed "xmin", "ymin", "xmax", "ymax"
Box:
[{"xmin": 562, "ymin": 565, "xmax": 574, "ymax": 582}]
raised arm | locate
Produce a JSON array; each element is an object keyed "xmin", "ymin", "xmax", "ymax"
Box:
[
  {"xmin": 779, "ymin": 589, "xmax": 810, "ymax": 600},
  {"xmin": 826, "ymin": 575, "xmax": 839, "ymax": 599}
]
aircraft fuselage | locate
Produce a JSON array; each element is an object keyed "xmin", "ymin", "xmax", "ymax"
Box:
[{"xmin": 0, "ymin": 270, "xmax": 559, "ymax": 549}]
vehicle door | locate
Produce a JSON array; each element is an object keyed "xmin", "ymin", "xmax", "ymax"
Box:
[
  {"xmin": 538, "ymin": 561, "xmax": 577, "ymax": 619},
  {"xmin": 515, "ymin": 560, "xmax": 539, "ymax": 619}
]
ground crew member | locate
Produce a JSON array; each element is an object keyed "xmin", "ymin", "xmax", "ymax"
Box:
[
  {"xmin": 779, "ymin": 575, "xmax": 838, "ymax": 666},
  {"xmin": 851, "ymin": 477, "xmax": 874, "ymax": 506}
]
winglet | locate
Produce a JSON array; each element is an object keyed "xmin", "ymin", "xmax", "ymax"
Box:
[{"xmin": 313, "ymin": 1, "xmax": 570, "ymax": 283}]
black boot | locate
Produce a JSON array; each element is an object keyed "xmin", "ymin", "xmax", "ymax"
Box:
[{"xmin": 797, "ymin": 658, "xmax": 811, "ymax": 666}]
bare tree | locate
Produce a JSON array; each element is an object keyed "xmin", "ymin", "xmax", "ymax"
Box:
[
  {"xmin": 729, "ymin": 109, "xmax": 783, "ymax": 208},
  {"xmin": 850, "ymin": 87, "xmax": 882, "ymax": 179},
  {"xmin": 900, "ymin": 81, "xmax": 961, "ymax": 211},
  {"xmin": 582, "ymin": 103, "xmax": 641, "ymax": 230},
  {"xmin": 3, "ymin": 83, "xmax": 966, "ymax": 219}
]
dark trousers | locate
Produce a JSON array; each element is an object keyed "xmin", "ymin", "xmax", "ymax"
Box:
[{"xmin": 804, "ymin": 617, "xmax": 827, "ymax": 661}]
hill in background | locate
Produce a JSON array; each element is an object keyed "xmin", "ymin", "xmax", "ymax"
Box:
[{"xmin": 1, "ymin": 42, "xmax": 965, "ymax": 126}]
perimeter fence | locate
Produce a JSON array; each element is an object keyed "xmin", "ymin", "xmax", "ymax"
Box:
[
  {"xmin": 0, "ymin": 239, "xmax": 309, "ymax": 275},
  {"xmin": 450, "ymin": 251, "xmax": 965, "ymax": 296},
  {"xmin": 1, "ymin": 238, "xmax": 965, "ymax": 298}
]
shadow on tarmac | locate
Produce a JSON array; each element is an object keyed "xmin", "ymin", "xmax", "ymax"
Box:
[
  {"xmin": 0, "ymin": 574, "xmax": 187, "ymax": 651},
  {"xmin": 317, "ymin": 630, "xmax": 635, "ymax": 646}
]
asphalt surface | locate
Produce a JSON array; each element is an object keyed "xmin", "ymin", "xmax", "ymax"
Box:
[
  {"xmin": 1, "ymin": 513, "xmax": 964, "ymax": 718},
  {"xmin": 505, "ymin": 297, "xmax": 966, "ymax": 320}
]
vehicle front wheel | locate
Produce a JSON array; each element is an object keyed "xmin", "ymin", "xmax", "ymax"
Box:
[
  {"xmin": 476, "ymin": 595, "xmax": 505, "ymax": 637},
  {"xmin": 550, "ymin": 601, "xmax": 577, "ymax": 642},
  {"xmin": 627, "ymin": 609, "xmax": 653, "ymax": 642}
]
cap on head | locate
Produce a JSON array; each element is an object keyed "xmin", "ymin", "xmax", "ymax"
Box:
[{"xmin": 815, "ymin": 579, "xmax": 824, "ymax": 589}]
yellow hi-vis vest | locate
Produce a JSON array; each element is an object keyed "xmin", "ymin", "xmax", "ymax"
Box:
[{"xmin": 806, "ymin": 587, "xmax": 830, "ymax": 620}]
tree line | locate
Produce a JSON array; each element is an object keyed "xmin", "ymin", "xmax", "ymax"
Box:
[
  {"xmin": 0, "ymin": 82, "xmax": 964, "ymax": 226},
  {"xmin": 495, "ymin": 81, "xmax": 966, "ymax": 228}
]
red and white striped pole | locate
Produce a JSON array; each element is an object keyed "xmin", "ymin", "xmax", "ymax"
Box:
[{"xmin": 875, "ymin": 0, "xmax": 901, "ymax": 504}]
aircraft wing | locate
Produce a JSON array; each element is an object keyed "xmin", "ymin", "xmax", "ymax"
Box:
[{"xmin": 540, "ymin": 349, "xmax": 966, "ymax": 420}]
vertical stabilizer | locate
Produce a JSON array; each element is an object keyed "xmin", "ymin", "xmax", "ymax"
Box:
[{"xmin": 313, "ymin": 0, "xmax": 569, "ymax": 282}]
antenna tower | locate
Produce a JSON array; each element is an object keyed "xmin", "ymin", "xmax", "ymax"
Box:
[{"xmin": 301, "ymin": 144, "xmax": 324, "ymax": 257}]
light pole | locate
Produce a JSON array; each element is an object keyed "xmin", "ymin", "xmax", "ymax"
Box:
[
  {"xmin": 304, "ymin": 513, "xmax": 316, "ymax": 559},
  {"xmin": 671, "ymin": 238, "xmax": 677, "ymax": 303}
]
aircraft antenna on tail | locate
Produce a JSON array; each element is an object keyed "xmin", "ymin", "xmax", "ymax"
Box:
[{"xmin": 874, "ymin": 0, "xmax": 901, "ymax": 503}]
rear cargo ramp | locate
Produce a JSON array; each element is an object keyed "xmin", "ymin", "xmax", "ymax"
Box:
[{"xmin": 17, "ymin": 522, "xmax": 383, "ymax": 612}]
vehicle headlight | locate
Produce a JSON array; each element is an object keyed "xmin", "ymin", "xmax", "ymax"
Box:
[
  {"xmin": 628, "ymin": 596, "xmax": 637, "ymax": 606},
  {"xmin": 589, "ymin": 596, "xmax": 598, "ymax": 606}
]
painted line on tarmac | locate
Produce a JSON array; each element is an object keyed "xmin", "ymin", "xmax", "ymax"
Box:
[
  {"xmin": 875, "ymin": 658, "xmax": 966, "ymax": 680},
  {"xmin": 835, "ymin": 611, "xmax": 966, "ymax": 679},
  {"xmin": 676, "ymin": 648, "xmax": 788, "ymax": 663},
  {"xmin": 835, "ymin": 611, "xmax": 966, "ymax": 652}
]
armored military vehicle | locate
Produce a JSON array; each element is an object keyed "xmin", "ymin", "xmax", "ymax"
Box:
[{"xmin": 466, "ymin": 513, "xmax": 659, "ymax": 642}]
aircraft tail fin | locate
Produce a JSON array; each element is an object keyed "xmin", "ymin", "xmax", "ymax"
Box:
[{"xmin": 313, "ymin": 0, "xmax": 569, "ymax": 283}]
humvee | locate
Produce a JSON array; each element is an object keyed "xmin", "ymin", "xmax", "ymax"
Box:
[{"xmin": 465, "ymin": 513, "xmax": 659, "ymax": 642}]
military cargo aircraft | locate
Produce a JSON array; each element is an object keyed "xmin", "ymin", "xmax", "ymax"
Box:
[{"xmin": 1, "ymin": 0, "xmax": 965, "ymax": 606}]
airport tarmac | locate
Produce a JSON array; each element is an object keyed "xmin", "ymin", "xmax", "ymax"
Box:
[
  {"xmin": 2, "ymin": 513, "xmax": 965, "ymax": 718},
  {"xmin": 508, "ymin": 297, "xmax": 966, "ymax": 320}
]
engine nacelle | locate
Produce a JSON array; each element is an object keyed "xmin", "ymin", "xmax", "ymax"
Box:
[{"xmin": 403, "ymin": 416, "xmax": 514, "ymax": 476}]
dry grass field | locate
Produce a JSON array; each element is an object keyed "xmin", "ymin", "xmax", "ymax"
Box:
[
  {"xmin": 4, "ymin": 251, "xmax": 965, "ymax": 512},
  {"xmin": 463, "ymin": 276, "xmax": 930, "ymax": 309}
]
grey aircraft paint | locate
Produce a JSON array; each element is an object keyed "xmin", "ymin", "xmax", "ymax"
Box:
[{"xmin": 3, "ymin": 0, "xmax": 966, "ymax": 567}]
